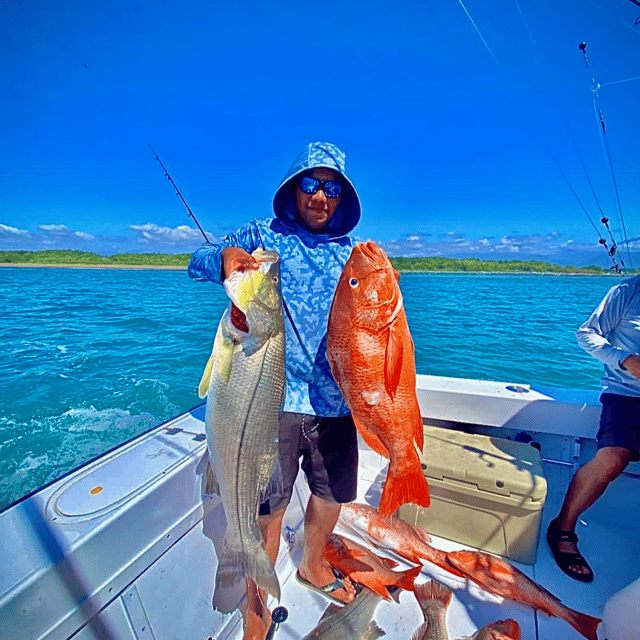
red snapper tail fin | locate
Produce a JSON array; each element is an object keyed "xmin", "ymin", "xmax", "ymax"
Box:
[{"xmin": 378, "ymin": 454, "xmax": 430, "ymax": 517}]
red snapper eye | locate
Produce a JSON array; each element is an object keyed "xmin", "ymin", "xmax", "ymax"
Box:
[{"xmin": 349, "ymin": 278, "xmax": 358, "ymax": 288}]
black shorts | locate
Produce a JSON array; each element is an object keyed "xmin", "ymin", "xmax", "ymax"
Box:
[
  {"xmin": 259, "ymin": 412, "xmax": 358, "ymax": 515},
  {"xmin": 597, "ymin": 393, "xmax": 640, "ymax": 461}
]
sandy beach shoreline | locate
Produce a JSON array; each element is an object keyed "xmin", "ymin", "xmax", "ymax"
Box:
[{"xmin": 0, "ymin": 263, "xmax": 187, "ymax": 271}]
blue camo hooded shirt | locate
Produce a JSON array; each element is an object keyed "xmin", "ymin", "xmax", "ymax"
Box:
[{"xmin": 188, "ymin": 142, "xmax": 361, "ymax": 416}]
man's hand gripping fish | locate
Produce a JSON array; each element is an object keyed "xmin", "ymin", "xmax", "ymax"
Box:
[
  {"xmin": 327, "ymin": 241, "xmax": 430, "ymax": 517},
  {"xmin": 199, "ymin": 249, "xmax": 285, "ymax": 612}
]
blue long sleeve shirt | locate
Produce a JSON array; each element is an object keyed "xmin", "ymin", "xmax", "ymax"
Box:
[{"xmin": 189, "ymin": 218, "xmax": 355, "ymax": 416}]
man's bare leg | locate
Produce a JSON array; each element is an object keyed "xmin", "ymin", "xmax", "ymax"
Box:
[
  {"xmin": 297, "ymin": 494, "xmax": 355, "ymax": 604},
  {"xmin": 243, "ymin": 507, "xmax": 286, "ymax": 640},
  {"xmin": 554, "ymin": 446, "xmax": 631, "ymax": 576}
]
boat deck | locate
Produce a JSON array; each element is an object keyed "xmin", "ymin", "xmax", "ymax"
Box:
[
  {"xmin": 211, "ymin": 445, "xmax": 639, "ymax": 640},
  {"xmin": 2, "ymin": 385, "xmax": 640, "ymax": 640}
]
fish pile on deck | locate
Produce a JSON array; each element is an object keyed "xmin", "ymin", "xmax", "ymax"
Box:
[
  {"xmin": 198, "ymin": 249, "xmax": 285, "ymax": 613},
  {"xmin": 324, "ymin": 532, "xmax": 422, "ymax": 600},
  {"xmin": 306, "ymin": 502, "xmax": 601, "ymax": 640}
]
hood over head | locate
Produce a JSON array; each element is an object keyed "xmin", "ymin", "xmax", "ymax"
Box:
[{"xmin": 273, "ymin": 142, "xmax": 361, "ymax": 237}]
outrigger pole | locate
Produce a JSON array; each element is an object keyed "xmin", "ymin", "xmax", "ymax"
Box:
[
  {"xmin": 578, "ymin": 42, "xmax": 635, "ymax": 272},
  {"xmin": 148, "ymin": 144, "xmax": 211, "ymax": 244}
]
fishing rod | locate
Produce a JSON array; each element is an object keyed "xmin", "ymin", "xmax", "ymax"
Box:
[
  {"xmin": 148, "ymin": 144, "xmax": 211, "ymax": 244},
  {"xmin": 578, "ymin": 42, "xmax": 635, "ymax": 272}
]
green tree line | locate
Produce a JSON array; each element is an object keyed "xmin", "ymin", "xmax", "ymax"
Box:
[
  {"xmin": 0, "ymin": 250, "xmax": 615, "ymax": 274},
  {"xmin": 390, "ymin": 256, "xmax": 609, "ymax": 274},
  {"xmin": 0, "ymin": 250, "xmax": 191, "ymax": 267}
]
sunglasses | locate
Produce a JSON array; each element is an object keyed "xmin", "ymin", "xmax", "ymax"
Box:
[{"xmin": 298, "ymin": 176, "xmax": 342, "ymax": 199}]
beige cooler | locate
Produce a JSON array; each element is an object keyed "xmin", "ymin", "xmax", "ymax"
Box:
[{"xmin": 397, "ymin": 425, "xmax": 547, "ymax": 564}]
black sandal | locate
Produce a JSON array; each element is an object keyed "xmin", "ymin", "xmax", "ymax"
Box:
[{"xmin": 546, "ymin": 518, "xmax": 594, "ymax": 583}]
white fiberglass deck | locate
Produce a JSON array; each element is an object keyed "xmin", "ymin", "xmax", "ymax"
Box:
[
  {"xmin": 1, "ymin": 376, "xmax": 639, "ymax": 639},
  {"xmin": 218, "ymin": 445, "xmax": 640, "ymax": 640}
]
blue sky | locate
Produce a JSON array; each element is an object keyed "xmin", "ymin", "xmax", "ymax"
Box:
[{"xmin": 2, "ymin": 0, "xmax": 639, "ymax": 267}]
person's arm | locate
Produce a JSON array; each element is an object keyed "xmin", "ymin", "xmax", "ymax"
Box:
[
  {"xmin": 576, "ymin": 282, "xmax": 637, "ymax": 371},
  {"xmin": 620, "ymin": 354, "xmax": 640, "ymax": 379},
  {"xmin": 187, "ymin": 223, "xmax": 263, "ymax": 284}
]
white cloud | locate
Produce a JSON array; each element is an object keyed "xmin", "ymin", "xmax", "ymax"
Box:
[
  {"xmin": 75, "ymin": 231, "xmax": 95, "ymax": 240},
  {"xmin": 39, "ymin": 224, "xmax": 70, "ymax": 234},
  {"xmin": 0, "ymin": 219, "xmax": 214, "ymax": 254},
  {"xmin": 376, "ymin": 229, "xmax": 634, "ymax": 267},
  {"xmin": 129, "ymin": 223, "xmax": 202, "ymax": 244},
  {"xmin": 0, "ymin": 224, "xmax": 30, "ymax": 236}
]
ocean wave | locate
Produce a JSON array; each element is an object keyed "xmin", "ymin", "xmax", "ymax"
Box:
[
  {"xmin": 0, "ymin": 406, "xmax": 163, "ymax": 511},
  {"xmin": 62, "ymin": 406, "xmax": 158, "ymax": 433}
]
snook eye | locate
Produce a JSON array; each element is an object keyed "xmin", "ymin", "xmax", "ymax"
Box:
[{"xmin": 349, "ymin": 278, "xmax": 358, "ymax": 288}]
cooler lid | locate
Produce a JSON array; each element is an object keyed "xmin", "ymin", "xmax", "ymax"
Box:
[{"xmin": 419, "ymin": 425, "xmax": 546, "ymax": 500}]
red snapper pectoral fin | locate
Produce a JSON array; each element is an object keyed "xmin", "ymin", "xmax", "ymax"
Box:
[
  {"xmin": 353, "ymin": 416, "xmax": 390, "ymax": 458},
  {"xmin": 384, "ymin": 324, "xmax": 403, "ymax": 398}
]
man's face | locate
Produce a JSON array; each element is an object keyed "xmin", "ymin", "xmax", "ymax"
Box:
[{"xmin": 296, "ymin": 168, "xmax": 342, "ymax": 232}]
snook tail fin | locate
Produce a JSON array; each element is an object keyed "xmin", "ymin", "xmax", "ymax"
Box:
[{"xmin": 212, "ymin": 539, "xmax": 281, "ymax": 613}]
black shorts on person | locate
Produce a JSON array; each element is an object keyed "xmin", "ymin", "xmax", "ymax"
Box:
[
  {"xmin": 598, "ymin": 393, "xmax": 640, "ymax": 462},
  {"xmin": 259, "ymin": 412, "xmax": 358, "ymax": 516}
]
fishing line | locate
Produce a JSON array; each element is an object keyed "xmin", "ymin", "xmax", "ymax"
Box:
[
  {"xmin": 459, "ymin": 0, "xmax": 623, "ymax": 268},
  {"xmin": 580, "ymin": 44, "xmax": 635, "ymax": 271},
  {"xmin": 511, "ymin": 3, "xmax": 633, "ymax": 271},
  {"xmin": 512, "ymin": 0, "xmax": 542, "ymax": 56},
  {"xmin": 596, "ymin": 112, "xmax": 631, "ymax": 270},
  {"xmin": 567, "ymin": 130, "xmax": 606, "ymax": 220},
  {"xmin": 566, "ymin": 129, "xmax": 625, "ymax": 272},
  {"xmin": 581, "ymin": 0, "xmax": 640, "ymax": 36},
  {"xmin": 455, "ymin": 0, "xmax": 498, "ymax": 64},
  {"xmin": 547, "ymin": 151, "xmax": 601, "ymax": 238},
  {"xmin": 546, "ymin": 148, "xmax": 622, "ymax": 272},
  {"xmin": 599, "ymin": 74, "xmax": 640, "ymax": 88}
]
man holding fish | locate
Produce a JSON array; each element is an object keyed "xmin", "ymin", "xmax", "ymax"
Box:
[{"xmin": 189, "ymin": 142, "xmax": 362, "ymax": 639}]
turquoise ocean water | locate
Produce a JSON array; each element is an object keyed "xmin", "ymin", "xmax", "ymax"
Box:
[{"xmin": 0, "ymin": 267, "xmax": 618, "ymax": 511}]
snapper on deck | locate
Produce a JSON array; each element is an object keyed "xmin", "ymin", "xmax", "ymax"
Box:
[{"xmin": 327, "ymin": 240, "xmax": 430, "ymax": 517}]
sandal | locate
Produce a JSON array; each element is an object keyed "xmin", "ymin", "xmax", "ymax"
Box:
[
  {"xmin": 546, "ymin": 518, "xmax": 594, "ymax": 583},
  {"xmin": 295, "ymin": 568, "xmax": 348, "ymax": 605}
]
